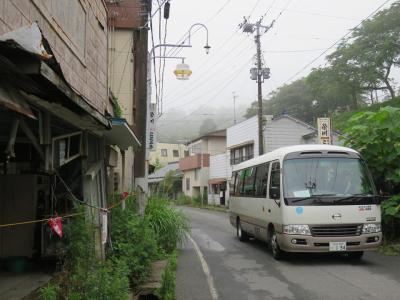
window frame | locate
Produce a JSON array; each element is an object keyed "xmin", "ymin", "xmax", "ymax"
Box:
[
  {"xmin": 161, "ymin": 149, "xmax": 168, "ymax": 157},
  {"xmin": 269, "ymin": 160, "xmax": 281, "ymax": 200}
]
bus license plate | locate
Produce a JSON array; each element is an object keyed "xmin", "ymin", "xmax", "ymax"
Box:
[{"xmin": 329, "ymin": 242, "xmax": 346, "ymax": 251}]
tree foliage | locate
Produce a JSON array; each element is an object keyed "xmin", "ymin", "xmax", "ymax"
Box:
[
  {"xmin": 343, "ymin": 106, "xmax": 400, "ymax": 239},
  {"xmin": 245, "ymin": 1, "xmax": 400, "ymax": 123}
]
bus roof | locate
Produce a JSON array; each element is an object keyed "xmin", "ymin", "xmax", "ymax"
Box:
[{"xmin": 232, "ymin": 144, "xmax": 359, "ymax": 171}]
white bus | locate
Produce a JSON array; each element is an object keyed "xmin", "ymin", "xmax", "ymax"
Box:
[{"xmin": 229, "ymin": 145, "xmax": 382, "ymax": 260}]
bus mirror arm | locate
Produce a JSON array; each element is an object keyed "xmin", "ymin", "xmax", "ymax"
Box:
[{"xmin": 274, "ymin": 199, "xmax": 281, "ymax": 207}]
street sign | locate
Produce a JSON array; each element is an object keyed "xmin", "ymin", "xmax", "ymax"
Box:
[{"xmin": 317, "ymin": 117, "xmax": 331, "ymax": 145}]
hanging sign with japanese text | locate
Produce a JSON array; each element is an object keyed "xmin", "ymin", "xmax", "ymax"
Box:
[{"xmin": 317, "ymin": 118, "xmax": 332, "ymax": 145}]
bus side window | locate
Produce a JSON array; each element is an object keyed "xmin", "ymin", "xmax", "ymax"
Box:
[
  {"xmin": 269, "ymin": 161, "xmax": 281, "ymax": 199},
  {"xmin": 230, "ymin": 172, "xmax": 237, "ymax": 196},
  {"xmin": 255, "ymin": 163, "xmax": 270, "ymax": 197},
  {"xmin": 243, "ymin": 167, "xmax": 256, "ymax": 196},
  {"xmin": 235, "ymin": 170, "xmax": 244, "ymax": 196}
]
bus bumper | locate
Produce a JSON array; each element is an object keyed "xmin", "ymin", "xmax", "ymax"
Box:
[{"xmin": 277, "ymin": 232, "xmax": 382, "ymax": 252}]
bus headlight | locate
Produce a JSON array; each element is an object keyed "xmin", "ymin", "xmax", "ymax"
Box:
[
  {"xmin": 283, "ymin": 225, "xmax": 311, "ymax": 236},
  {"xmin": 362, "ymin": 223, "xmax": 381, "ymax": 234}
]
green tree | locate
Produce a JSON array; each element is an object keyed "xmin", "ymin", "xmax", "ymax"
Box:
[
  {"xmin": 245, "ymin": 79, "xmax": 317, "ymax": 124},
  {"xmin": 328, "ymin": 1, "xmax": 400, "ymax": 101},
  {"xmin": 307, "ymin": 67, "xmax": 360, "ymax": 113},
  {"xmin": 343, "ymin": 106, "xmax": 400, "ymax": 239}
]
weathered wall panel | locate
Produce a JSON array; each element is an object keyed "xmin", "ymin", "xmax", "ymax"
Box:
[{"xmin": 0, "ymin": 0, "xmax": 109, "ymax": 115}]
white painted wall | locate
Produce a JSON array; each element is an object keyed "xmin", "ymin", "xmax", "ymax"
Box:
[
  {"xmin": 227, "ymin": 116, "xmax": 259, "ymax": 157},
  {"xmin": 264, "ymin": 117, "xmax": 315, "ymax": 152},
  {"xmin": 210, "ymin": 154, "xmax": 231, "ymax": 180}
]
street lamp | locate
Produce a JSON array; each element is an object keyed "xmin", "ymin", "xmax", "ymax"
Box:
[
  {"xmin": 174, "ymin": 59, "xmax": 192, "ymax": 80},
  {"xmin": 188, "ymin": 23, "xmax": 211, "ymax": 55}
]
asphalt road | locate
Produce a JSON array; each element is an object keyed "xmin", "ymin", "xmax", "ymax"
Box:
[{"xmin": 176, "ymin": 206, "xmax": 400, "ymax": 300}]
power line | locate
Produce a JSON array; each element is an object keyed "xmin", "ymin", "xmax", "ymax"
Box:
[
  {"xmin": 166, "ymin": 56, "xmax": 254, "ymax": 121},
  {"xmin": 282, "ymin": 0, "xmax": 392, "ymax": 86},
  {"xmin": 163, "ymin": 40, "xmax": 254, "ymax": 105},
  {"xmin": 149, "ymin": 16, "xmax": 159, "ymax": 106}
]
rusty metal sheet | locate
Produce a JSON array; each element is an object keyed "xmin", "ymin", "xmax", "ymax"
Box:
[{"xmin": 0, "ymin": 23, "xmax": 52, "ymax": 59}]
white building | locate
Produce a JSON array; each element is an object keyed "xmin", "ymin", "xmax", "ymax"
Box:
[
  {"xmin": 208, "ymin": 114, "xmax": 341, "ymax": 205},
  {"xmin": 179, "ymin": 130, "xmax": 227, "ymax": 200}
]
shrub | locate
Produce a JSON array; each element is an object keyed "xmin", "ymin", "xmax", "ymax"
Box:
[
  {"xmin": 176, "ymin": 194, "xmax": 192, "ymax": 205},
  {"xmin": 39, "ymin": 284, "xmax": 59, "ymax": 300},
  {"xmin": 343, "ymin": 107, "xmax": 400, "ymax": 239},
  {"xmin": 145, "ymin": 198, "xmax": 190, "ymax": 254},
  {"xmin": 63, "ymin": 208, "xmax": 130, "ymax": 299},
  {"xmin": 156, "ymin": 251, "xmax": 178, "ymax": 300},
  {"xmin": 108, "ymin": 196, "xmax": 158, "ymax": 289}
]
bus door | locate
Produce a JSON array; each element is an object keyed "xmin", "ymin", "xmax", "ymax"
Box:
[
  {"xmin": 266, "ymin": 161, "xmax": 282, "ymax": 226},
  {"xmin": 253, "ymin": 162, "xmax": 270, "ymax": 240}
]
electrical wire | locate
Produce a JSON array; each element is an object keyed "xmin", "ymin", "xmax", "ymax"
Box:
[
  {"xmin": 163, "ymin": 40, "xmax": 254, "ymax": 105},
  {"xmin": 149, "ymin": 11, "xmax": 159, "ymax": 108},
  {"xmin": 282, "ymin": 0, "xmax": 392, "ymax": 86},
  {"xmin": 160, "ymin": 16, "xmax": 169, "ymax": 115},
  {"xmin": 164, "ymin": 56, "xmax": 254, "ymax": 121}
]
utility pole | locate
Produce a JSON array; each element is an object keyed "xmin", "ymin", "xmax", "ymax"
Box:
[
  {"xmin": 240, "ymin": 17, "xmax": 274, "ymax": 156},
  {"xmin": 232, "ymin": 92, "xmax": 237, "ymax": 124}
]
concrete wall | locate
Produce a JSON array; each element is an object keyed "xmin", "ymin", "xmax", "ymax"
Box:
[
  {"xmin": 207, "ymin": 136, "xmax": 227, "ymax": 156},
  {"xmin": 182, "ymin": 167, "xmax": 209, "ymax": 197},
  {"xmin": 149, "ymin": 143, "xmax": 188, "ymax": 166},
  {"xmin": 209, "ymin": 153, "xmax": 230, "ymax": 180},
  {"xmin": 108, "ymin": 29, "xmax": 135, "ymax": 191},
  {"xmin": 0, "ymin": 0, "xmax": 109, "ymax": 115}
]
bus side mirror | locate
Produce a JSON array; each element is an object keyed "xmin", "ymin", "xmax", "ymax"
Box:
[{"xmin": 270, "ymin": 187, "xmax": 280, "ymax": 200}]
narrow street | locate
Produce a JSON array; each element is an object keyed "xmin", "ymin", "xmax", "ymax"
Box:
[{"xmin": 176, "ymin": 207, "xmax": 400, "ymax": 300}]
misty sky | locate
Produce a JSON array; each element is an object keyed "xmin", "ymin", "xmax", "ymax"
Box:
[{"xmin": 149, "ymin": 0, "xmax": 397, "ymax": 121}]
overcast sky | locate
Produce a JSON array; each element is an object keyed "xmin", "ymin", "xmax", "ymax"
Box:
[{"xmin": 149, "ymin": 0, "xmax": 396, "ymax": 119}]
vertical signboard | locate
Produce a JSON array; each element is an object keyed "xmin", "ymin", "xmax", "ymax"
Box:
[
  {"xmin": 145, "ymin": 54, "xmax": 157, "ymax": 160},
  {"xmin": 317, "ymin": 118, "xmax": 332, "ymax": 144}
]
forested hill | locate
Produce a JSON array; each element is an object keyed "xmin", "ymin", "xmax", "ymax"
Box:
[{"xmin": 245, "ymin": 1, "xmax": 400, "ymax": 128}]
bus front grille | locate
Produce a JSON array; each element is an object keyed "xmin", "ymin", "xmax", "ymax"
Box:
[{"xmin": 310, "ymin": 225, "xmax": 362, "ymax": 237}]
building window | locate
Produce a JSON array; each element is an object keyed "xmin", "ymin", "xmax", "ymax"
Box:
[
  {"xmin": 184, "ymin": 150, "xmax": 189, "ymax": 157},
  {"xmin": 161, "ymin": 149, "xmax": 168, "ymax": 157},
  {"xmin": 186, "ymin": 178, "xmax": 190, "ymax": 191},
  {"xmin": 189, "ymin": 143, "xmax": 202, "ymax": 154},
  {"xmin": 194, "ymin": 169, "xmax": 199, "ymax": 180},
  {"xmin": 230, "ymin": 143, "xmax": 254, "ymax": 165},
  {"xmin": 173, "ymin": 150, "xmax": 179, "ymax": 157}
]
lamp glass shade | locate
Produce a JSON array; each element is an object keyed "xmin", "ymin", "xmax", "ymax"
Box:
[{"xmin": 174, "ymin": 63, "xmax": 192, "ymax": 80}]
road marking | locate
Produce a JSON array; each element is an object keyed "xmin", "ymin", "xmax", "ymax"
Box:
[{"xmin": 187, "ymin": 234, "xmax": 219, "ymax": 300}]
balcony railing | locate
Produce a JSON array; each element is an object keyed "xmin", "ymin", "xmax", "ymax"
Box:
[{"xmin": 179, "ymin": 154, "xmax": 210, "ymax": 171}]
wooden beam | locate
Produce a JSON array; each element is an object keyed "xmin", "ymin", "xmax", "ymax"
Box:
[
  {"xmin": 19, "ymin": 118, "xmax": 45, "ymax": 160},
  {"xmin": 4, "ymin": 118, "xmax": 19, "ymax": 158}
]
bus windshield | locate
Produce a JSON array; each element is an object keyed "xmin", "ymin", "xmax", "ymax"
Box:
[{"xmin": 283, "ymin": 157, "xmax": 375, "ymax": 199}]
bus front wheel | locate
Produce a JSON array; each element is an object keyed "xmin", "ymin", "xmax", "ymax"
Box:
[
  {"xmin": 270, "ymin": 229, "xmax": 286, "ymax": 260},
  {"xmin": 237, "ymin": 219, "xmax": 249, "ymax": 242}
]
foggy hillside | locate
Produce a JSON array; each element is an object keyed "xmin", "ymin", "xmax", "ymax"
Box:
[{"xmin": 156, "ymin": 104, "xmax": 248, "ymax": 143}]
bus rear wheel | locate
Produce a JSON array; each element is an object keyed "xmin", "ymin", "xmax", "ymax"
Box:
[
  {"xmin": 237, "ymin": 219, "xmax": 249, "ymax": 242},
  {"xmin": 270, "ymin": 229, "xmax": 286, "ymax": 260}
]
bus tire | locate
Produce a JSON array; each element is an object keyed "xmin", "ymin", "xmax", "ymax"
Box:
[
  {"xmin": 237, "ymin": 218, "xmax": 249, "ymax": 242},
  {"xmin": 270, "ymin": 228, "xmax": 285, "ymax": 260}
]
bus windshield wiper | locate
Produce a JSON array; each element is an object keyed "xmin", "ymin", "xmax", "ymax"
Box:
[
  {"xmin": 290, "ymin": 194, "xmax": 337, "ymax": 203},
  {"xmin": 333, "ymin": 194, "xmax": 374, "ymax": 204}
]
